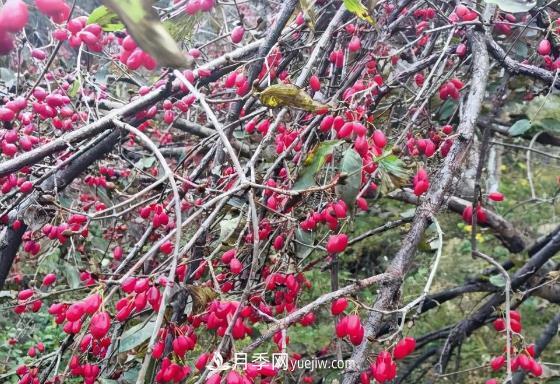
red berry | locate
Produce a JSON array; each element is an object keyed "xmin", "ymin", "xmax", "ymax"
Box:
[
  {"xmin": 335, "ymin": 316, "xmax": 348, "ymax": 338},
  {"xmin": 121, "ymin": 277, "xmax": 137, "ymax": 293},
  {"xmin": 0, "ymin": 107, "xmax": 15, "ymax": 122},
  {"xmin": 456, "ymin": 43, "xmax": 467, "ymax": 57},
  {"xmin": 309, "ymin": 74, "xmax": 321, "ymax": 92},
  {"xmin": 221, "ymin": 249, "xmax": 236, "ymax": 263},
  {"xmin": 441, "ymin": 124, "xmax": 453, "ymax": 134},
  {"xmin": 225, "ymin": 370, "xmax": 243, "ymax": 384},
  {"xmin": 393, "ymin": 337, "xmax": 416, "ymax": 360},
  {"xmin": 488, "ymin": 191, "xmax": 504, "ymax": 202},
  {"xmin": 0, "ymin": 0, "xmax": 29, "ymax": 32},
  {"xmin": 19, "ymin": 181, "xmax": 33, "ymax": 193},
  {"xmin": 300, "ymin": 312, "xmax": 315, "ymax": 326},
  {"xmin": 414, "ymin": 73, "xmax": 424, "ymax": 86},
  {"xmin": 113, "ymin": 246, "xmax": 123, "ymax": 260},
  {"xmin": 537, "ymin": 39, "xmax": 551, "ymax": 56},
  {"xmin": 372, "ymin": 130, "xmax": 387, "ymax": 148},
  {"xmin": 0, "ymin": 31, "xmax": 14, "ymax": 55},
  {"xmin": 331, "ymin": 298, "xmax": 348, "ymax": 315},
  {"xmin": 66, "ymin": 302, "xmax": 85, "ymax": 322},
  {"xmin": 490, "ymin": 355, "xmax": 505, "ymax": 371},
  {"xmin": 360, "ymin": 372, "xmax": 370, "ymax": 384},
  {"xmin": 348, "ymin": 36, "xmax": 361, "ymax": 52},
  {"xmin": 159, "ymin": 241, "xmax": 174, "ymax": 255},
  {"xmin": 510, "ymin": 318, "xmax": 522, "ymax": 333},
  {"xmin": 349, "ymin": 323, "xmax": 364, "ymax": 345},
  {"xmin": 230, "ymin": 258, "xmax": 242, "ymax": 274},
  {"xmin": 18, "ymin": 288, "xmax": 34, "ymax": 301},
  {"xmin": 42, "ymin": 273, "xmax": 57, "ymax": 286},
  {"xmin": 326, "ymin": 234, "xmax": 348, "ymax": 254},
  {"xmin": 356, "ymin": 197, "xmax": 368, "ymax": 211},
  {"xmin": 530, "ymin": 360, "xmax": 543, "ymax": 377},
  {"xmin": 493, "ymin": 318, "xmax": 506, "ymax": 332},
  {"xmin": 509, "ymin": 310, "xmax": 521, "ymax": 322},
  {"xmin": 230, "ymin": 26, "xmax": 245, "ymax": 44},
  {"xmin": 273, "ymin": 235, "xmax": 284, "ymax": 250},
  {"xmin": 89, "ymin": 312, "xmax": 111, "ymax": 339}
]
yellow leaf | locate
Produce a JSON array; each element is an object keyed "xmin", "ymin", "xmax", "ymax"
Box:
[
  {"xmin": 102, "ymin": 0, "xmax": 189, "ymax": 68},
  {"xmin": 343, "ymin": 0, "xmax": 376, "ymax": 26},
  {"xmin": 187, "ymin": 285, "xmax": 218, "ymax": 315},
  {"xmin": 298, "ymin": 0, "xmax": 317, "ymax": 31},
  {"xmin": 256, "ymin": 84, "xmax": 330, "ymax": 112}
]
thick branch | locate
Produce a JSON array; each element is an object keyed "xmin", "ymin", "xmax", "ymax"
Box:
[
  {"xmin": 486, "ymin": 36, "xmax": 560, "ymax": 89},
  {"xmin": 0, "ymin": 86, "xmax": 171, "ymax": 178},
  {"xmin": 342, "ymin": 30, "xmax": 490, "ymax": 383},
  {"xmin": 439, "ymin": 225, "xmax": 560, "ymax": 372},
  {"xmin": 0, "ymin": 131, "xmax": 121, "ymax": 288},
  {"xmin": 390, "ymin": 189, "xmax": 528, "ymax": 253}
]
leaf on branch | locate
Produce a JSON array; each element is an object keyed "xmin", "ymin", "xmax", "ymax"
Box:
[
  {"xmin": 508, "ymin": 119, "xmax": 532, "ymax": 136},
  {"xmin": 343, "ymin": 0, "xmax": 376, "ymax": 26},
  {"xmin": 295, "ymin": 227, "xmax": 315, "ymax": 259},
  {"xmin": 376, "ymin": 153, "xmax": 409, "ymax": 194},
  {"xmin": 187, "ymin": 285, "xmax": 218, "ymax": 315},
  {"xmin": 335, "ymin": 148, "xmax": 362, "ymax": 206},
  {"xmin": 88, "ymin": 5, "xmax": 125, "ymax": 32},
  {"xmin": 118, "ymin": 319, "xmax": 156, "ymax": 353},
  {"xmin": 165, "ymin": 13, "xmax": 201, "ymax": 42},
  {"xmin": 483, "ymin": 0, "xmax": 536, "ymax": 13},
  {"xmin": 256, "ymin": 84, "xmax": 330, "ymax": 112},
  {"xmin": 514, "ymin": 94, "xmax": 560, "ymax": 133},
  {"xmin": 63, "ymin": 262, "xmax": 81, "ymax": 289},
  {"xmin": 298, "ymin": 0, "xmax": 317, "ymax": 31},
  {"xmin": 101, "ymin": 0, "xmax": 189, "ymax": 68},
  {"xmin": 218, "ymin": 212, "xmax": 243, "ymax": 246},
  {"xmin": 293, "ymin": 140, "xmax": 342, "ymax": 190},
  {"xmin": 489, "ymin": 274, "xmax": 506, "ymax": 288},
  {"xmin": 67, "ymin": 80, "xmax": 80, "ymax": 98},
  {"xmin": 438, "ymin": 99, "xmax": 457, "ymax": 121}
]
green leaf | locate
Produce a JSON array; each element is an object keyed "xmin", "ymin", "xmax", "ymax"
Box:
[
  {"xmin": 294, "ymin": 227, "xmax": 315, "ymax": 259},
  {"xmin": 118, "ymin": 320, "xmax": 156, "ymax": 353},
  {"xmin": 508, "ymin": 119, "xmax": 532, "ymax": 136},
  {"xmin": 218, "ymin": 212, "xmax": 243, "ymax": 246},
  {"xmin": 343, "ymin": 0, "xmax": 376, "ymax": 26},
  {"xmin": 484, "ymin": 0, "xmax": 536, "ymax": 13},
  {"xmin": 489, "ymin": 274, "xmax": 506, "ymax": 288},
  {"xmin": 512, "ymin": 40, "xmax": 528, "ymax": 59},
  {"xmin": 335, "ymin": 148, "xmax": 362, "ymax": 206},
  {"xmin": 134, "ymin": 156, "xmax": 156, "ymax": 169},
  {"xmin": 63, "ymin": 262, "xmax": 81, "ymax": 289},
  {"xmin": 377, "ymin": 154, "xmax": 408, "ymax": 179},
  {"xmin": 88, "ymin": 5, "xmax": 125, "ymax": 32},
  {"xmin": 37, "ymin": 248, "xmax": 61, "ymax": 274},
  {"xmin": 438, "ymin": 99, "xmax": 457, "ymax": 121},
  {"xmin": 101, "ymin": 0, "xmax": 189, "ymax": 68},
  {"xmin": 67, "ymin": 80, "xmax": 80, "ymax": 98},
  {"xmin": 121, "ymin": 367, "xmax": 140, "ymax": 383},
  {"xmin": 376, "ymin": 153, "xmax": 409, "ymax": 194},
  {"xmin": 293, "ymin": 140, "xmax": 342, "ymax": 190},
  {"xmin": 164, "ymin": 12, "xmax": 201, "ymax": 42},
  {"xmin": 523, "ymin": 94, "xmax": 560, "ymax": 133}
]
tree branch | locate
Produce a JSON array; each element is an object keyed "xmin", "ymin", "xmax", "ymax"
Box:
[{"xmin": 342, "ymin": 30, "xmax": 490, "ymax": 383}]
